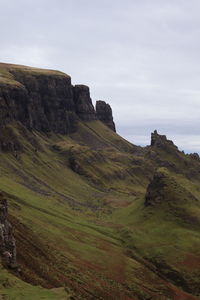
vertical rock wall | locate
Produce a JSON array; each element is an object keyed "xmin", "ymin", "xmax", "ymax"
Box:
[
  {"xmin": 73, "ymin": 85, "xmax": 96, "ymax": 121},
  {"xmin": 96, "ymin": 100, "xmax": 116, "ymax": 132},
  {"xmin": 0, "ymin": 65, "xmax": 116, "ymax": 135}
]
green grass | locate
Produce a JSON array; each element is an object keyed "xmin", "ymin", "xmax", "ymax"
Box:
[
  {"xmin": 112, "ymin": 169, "xmax": 200, "ymax": 296},
  {"xmin": 0, "ymin": 62, "xmax": 70, "ymax": 87},
  {"xmin": 0, "ymin": 263, "xmax": 70, "ymax": 300},
  {"xmin": 0, "ymin": 120, "xmax": 199, "ymax": 299}
]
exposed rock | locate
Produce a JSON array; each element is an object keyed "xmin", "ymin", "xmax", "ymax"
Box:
[
  {"xmin": 96, "ymin": 100, "xmax": 116, "ymax": 132},
  {"xmin": 188, "ymin": 152, "xmax": 200, "ymax": 161},
  {"xmin": 2, "ymin": 69, "xmax": 77, "ymax": 134},
  {"xmin": 151, "ymin": 130, "xmax": 178, "ymax": 150},
  {"xmin": 0, "ymin": 192, "xmax": 16, "ymax": 266},
  {"xmin": 0, "ymin": 65, "xmax": 98, "ymax": 135},
  {"xmin": 0, "ymin": 64, "xmax": 118, "ymax": 140},
  {"xmin": 0, "ymin": 81, "xmax": 77, "ymax": 135},
  {"xmin": 73, "ymin": 85, "xmax": 96, "ymax": 121}
]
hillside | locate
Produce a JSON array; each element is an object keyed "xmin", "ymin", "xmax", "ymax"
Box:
[{"xmin": 0, "ymin": 63, "xmax": 200, "ymax": 300}]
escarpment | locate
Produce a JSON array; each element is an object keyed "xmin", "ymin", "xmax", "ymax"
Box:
[
  {"xmin": 0, "ymin": 63, "xmax": 115, "ymax": 137},
  {"xmin": 96, "ymin": 100, "xmax": 116, "ymax": 131},
  {"xmin": 0, "ymin": 66, "xmax": 77, "ymax": 134},
  {"xmin": 0, "ymin": 192, "xmax": 16, "ymax": 267},
  {"xmin": 10, "ymin": 68, "xmax": 77, "ymax": 134}
]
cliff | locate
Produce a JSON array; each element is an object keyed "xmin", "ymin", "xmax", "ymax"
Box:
[
  {"xmin": 73, "ymin": 85, "xmax": 96, "ymax": 121},
  {"xmin": 0, "ymin": 63, "xmax": 114, "ymax": 136},
  {"xmin": 96, "ymin": 100, "xmax": 116, "ymax": 131}
]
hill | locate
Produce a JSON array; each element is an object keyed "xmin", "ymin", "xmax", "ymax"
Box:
[{"xmin": 0, "ymin": 63, "xmax": 200, "ymax": 299}]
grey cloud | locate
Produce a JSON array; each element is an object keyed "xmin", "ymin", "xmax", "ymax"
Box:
[{"xmin": 1, "ymin": 0, "xmax": 200, "ymax": 152}]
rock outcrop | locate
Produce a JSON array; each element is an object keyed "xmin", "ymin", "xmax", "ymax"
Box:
[
  {"xmin": 188, "ymin": 152, "xmax": 200, "ymax": 161},
  {"xmin": 73, "ymin": 85, "xmax": 96, "ymax": 121},
  {"xmin": 151, "ymin": 130, "xmax": 177, "ymax": 150},
  {"xmin": 96, "ymin": 100, "xmax": 116, "ymax": 132},
  {"xmin": 0, "ymin": 192, "xmax": 16, "ymax": 266}
]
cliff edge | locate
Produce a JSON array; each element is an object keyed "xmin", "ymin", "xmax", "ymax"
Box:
[{"xmin": 0, "ymin": 63, "xmax": 115, "ymax": 135}]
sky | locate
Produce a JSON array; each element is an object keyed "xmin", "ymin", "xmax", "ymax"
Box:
[{"xmin": 1, "ymin": 0, "xmax": 200, "ymax": 153}]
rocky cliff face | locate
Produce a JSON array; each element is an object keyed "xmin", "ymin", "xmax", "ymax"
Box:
[
  {"xmin": 96, "ymin": 100, "xmax": 116, "ymax": 132},
  {"xmin": 0, "ymin": 69, "xmax": 77, "ymax": 134},
  {"xmin": 73, "ymin": 85, "xmax": 96, "ymax": 121},
  {"xmin": 0, "ymin": 64, "xmax": 115, "ymax": 136},
  {"xmin": 0, "ymin": 192, "xmax": 16, "ymax": 267}
]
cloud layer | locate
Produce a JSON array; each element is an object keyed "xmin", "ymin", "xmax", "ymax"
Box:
[{"xmin": 1, "ymin": 0, "xmax": 200, "ymax": 152}]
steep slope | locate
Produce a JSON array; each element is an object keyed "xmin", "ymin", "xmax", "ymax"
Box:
[
  {"xmin": 0, "ymin": 63, "xmax": 200, "ymax": 299},
  {"xmin": 113, "ymin": 148, "xmax": 200, "ymax": 298}
]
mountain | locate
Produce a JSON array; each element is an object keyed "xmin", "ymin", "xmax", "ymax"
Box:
[{"xmin": 0, "ymin": 62, "xmax": 200, "ymax": 300}]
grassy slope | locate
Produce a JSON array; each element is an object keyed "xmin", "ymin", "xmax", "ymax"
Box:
[
  {"xmin": 112, "ymin": 170, "xmax": 200, "ymax": 296},
  {"xmin": 0, "ymin": 63, "xmax": 199, "ymax": 299},
  {"xmin": 0, "ymin": 263, "xmax": 71, "ymax": 300},
  {"xmin": 0, "ymin": 123, "xmax": 151, "ymax": 299},
  {"xmin": 0, "ymin": 121, "xmax": 198, "ymax": 299}
]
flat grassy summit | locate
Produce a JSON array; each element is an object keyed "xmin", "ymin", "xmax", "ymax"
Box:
[
  {"xmin": 0, "ymin": 62, "xmax": 69, "ymax": 83},
  {"xmin": 0, "ymin": 63, "xmax": 200, "ymax": 299}
]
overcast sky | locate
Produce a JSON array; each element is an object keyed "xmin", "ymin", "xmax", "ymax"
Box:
[{"xmin": 1, "ymin": 0, "xmax": 200, "ymax": 153}]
